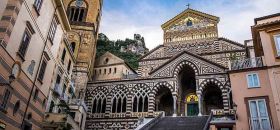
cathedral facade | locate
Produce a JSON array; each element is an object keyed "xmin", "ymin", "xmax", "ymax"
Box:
[{"xmin": 85, "ymin": 8, "xmax": 247, "ymax": 129}]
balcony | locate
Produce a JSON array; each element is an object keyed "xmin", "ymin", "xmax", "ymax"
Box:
[
  {"xmin": 229, "ymin": 57, "xmax": 264, "ymax": 70},
  {"xmin": 68, "ymin": 99, "xmax": 88, "ymax": 111},
  {"xmin": 43, "ymin": 113, "xmax": 79, "ymax": 130},
  {"xmin": 53, "ymin": 84, "xmax": 62, "ymax": 97}
]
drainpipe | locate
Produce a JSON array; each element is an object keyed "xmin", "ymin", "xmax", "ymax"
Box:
[{"xmin": 20, "ymin": 3, "xmax": 61, "ymax": 128}]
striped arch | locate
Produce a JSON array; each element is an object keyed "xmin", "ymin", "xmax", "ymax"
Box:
[
  {"xmin": 198, "ymin": 78, "xmax": 224, "ymax": 92},
  {"xmin": 198, "ymin": 78, "xmax": 230, "ymax": 113},
  {"xmin": 148, "ymin": 81, "xmax": 174, "ymax": 116},
  {"xmin": 129, "ymin": 84, "xmax": 151, "ymax": 113},
  {"xmin": 222, "ymin": 81, "xmax": 232, "ymax": 113},
  {"xmin": 85, "ymin": 86, "xmax": 109, "ymax": 114},
  {"xmin": 152, "ymin": 81, "xmax": 174, "ymax": 94},
  {"xmin": 173, "ymin": 61, "xmax": 199, "ymax": 78},
  {"xmin": 107, "ymin": 85, "xmax": 129, "ymax": 114}
]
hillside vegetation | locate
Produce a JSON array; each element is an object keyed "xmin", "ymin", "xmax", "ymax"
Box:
[{"xmin": 96, "ymin": 34, "xmax": 144, "ymax": 69}]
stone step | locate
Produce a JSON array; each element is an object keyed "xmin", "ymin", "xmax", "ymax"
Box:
[{"xmin": 148, "ymin": 116, "xmax": 209, "ymax": 130}]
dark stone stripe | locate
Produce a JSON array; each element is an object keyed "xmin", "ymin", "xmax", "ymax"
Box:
[
  {"xmin": 0, "ymin": 56, "xmax": 12, "ymax": 72},
  {"xmin": 7, "ymin": 102, "xmax": 43, "ymax": 129},
  {"xmin": 1, "ymin": 16, "xmax": 12, "ymax": 21},
  {"xmin": 0, "ymin": 111, "xmax": 21, "ymax": 128},
  {"xmin": 0, "ymin": 56, "xmax": 44, "ymax": 105},
  {"xmin": 17, "ymin": 78, "xmax": 32, "ymax": 93},
  {"xmin": 5, "ymin": 5, "xmax": 20, "ymax": 15},
  {"xmin": 7, "ymin": 86, "xmax": 45, "ymax": 118},
  {"xmin": 0, "ymin": 39, "xmax": 7, "ymax": 48}
]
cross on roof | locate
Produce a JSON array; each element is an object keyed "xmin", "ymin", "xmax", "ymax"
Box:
[{"xmin": 186, "ymin": 3, "xmax": 190, "ymax": 9}]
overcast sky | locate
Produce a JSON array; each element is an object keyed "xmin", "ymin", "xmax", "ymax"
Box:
[{"xmin": 99, "ymin": 0, "xmax": 280, "ymax": 49}]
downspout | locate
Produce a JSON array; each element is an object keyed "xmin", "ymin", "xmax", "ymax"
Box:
[{"xmin": 20, "ymin": 3, "xmax": 61, "ymax": 128}]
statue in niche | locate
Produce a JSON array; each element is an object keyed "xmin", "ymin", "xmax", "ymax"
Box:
[{"xmin": 27, "ymin": 60, "xmax": 35, "ymax": 75}]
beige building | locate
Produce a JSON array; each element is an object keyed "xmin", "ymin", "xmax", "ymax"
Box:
[
  {"xmin": 93, "ymin": 52, "xmax": 137, "ymax": 81},
  {"xmin": 229, "ymin": 13, "xmax": 280, "ymax": 130},
  {"xmin": 0, "ymin": 0, "xmax": 102, "ymax": 129}
]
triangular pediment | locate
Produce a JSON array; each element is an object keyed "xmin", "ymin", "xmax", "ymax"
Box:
[
  {"xmin": 139, "ymin": 45, "xmax": 165, "ymax": 60},
  {"xmin": 95, "ymin": 52, "xmax": 124, "ymax": 66},
  {"xmin": 161, "ymin": 8, "xmax": 219, "ymax": 31},
  {"xmin": 149, "ymin": 51, "xmax": 226, "ymax": 78}
]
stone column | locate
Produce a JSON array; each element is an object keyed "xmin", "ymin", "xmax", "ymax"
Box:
[
  {"xmin": 173, "ymin": 95, "xmax": 177, "ymax": 117},
  {"xmin": 197, "ymin": 93, "xmax": 202, "ymax": 116}
]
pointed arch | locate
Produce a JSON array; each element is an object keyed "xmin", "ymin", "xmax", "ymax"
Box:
[{"xmin": 110, "ymin": 85, "xmax": 129, "ymax": 113}]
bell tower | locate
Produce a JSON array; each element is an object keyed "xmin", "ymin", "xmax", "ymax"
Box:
[{"xmin": 63, "ymin": 0, "xmax": 102, "ymax": 98}]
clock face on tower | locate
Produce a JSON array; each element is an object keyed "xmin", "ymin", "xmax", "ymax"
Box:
[{"xmin": 12, "ymin": 62, "xmax": 21, "ymax": 78}]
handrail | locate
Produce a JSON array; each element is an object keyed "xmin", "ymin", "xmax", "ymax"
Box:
[
  {"xmin": 139, "ymin": 111, "xmax": 164, "ymax": 130},
  {"xmin": 203, "ymin": 112, "xmax": 213, "ymax": 130}
]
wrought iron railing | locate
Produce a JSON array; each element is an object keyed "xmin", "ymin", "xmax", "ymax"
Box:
[{"xmin": 230, "ymin": 57, "xmax": 264, "ymax": 70}]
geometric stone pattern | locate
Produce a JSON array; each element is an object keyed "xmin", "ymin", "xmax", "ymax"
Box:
[{"xmin": 85, "ymin": 52, "xmax": 231, "ymax": 129}]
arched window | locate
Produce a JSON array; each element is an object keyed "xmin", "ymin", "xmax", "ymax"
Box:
[
  {"xmin": 67, "ymin": 1, "xmax": 88, "ymax": 22},
  {"xmin": 92, "ymin": 99, "xmax": 97, "ymax": 113},
  {"xmin": 132, "ymin": 84, "xmax": 150, "ymax": 112},
  {"xmin": 91, "ymin": 96, "xmax": 106, "ymax": 113},
  {"xmin": 112, "ymin": 98, "xmax": 117, "ymax": 113},
  {"xmin": 13, "ymin": 100, "xmax": 20, "ymax": 115},
  {"xmin": 96, "ymin": 99, "xmax": 102, "ymax": 113},
  {"xmin": 71, "ymin": 42, "xmax": 76, "ymax": 53},
  {"xmin": 138, "ymin": 97, "xmax": 143, "ymax": 112},
  {"xmin": 133, "ymin": 97, "xmax": 137, "ymax": 112},
  {"xmin": 49, "ymin": 101, "xmax": 55, "ymax": 113},
  {"xmin": 144, "ymin": 96, "xmax": 148, "ymax": 112},
  {"xmin": 110, "ymin": 85, "xmax": 128, "ymax": 113},
  {"xmin": 117, "ymin": 98, "xmax": 122, "ymax": 113},
  {"xmin": 122, "ymin": 97, "xmax": 127, "ymax": 112},
  {"xmin": 101, "ymin": 99, "xmax": 106, "ymax": 113}
]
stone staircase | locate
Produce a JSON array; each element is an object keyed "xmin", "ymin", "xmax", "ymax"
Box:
[{"xmin": 148, "ymin": 116, "xmax": 210, "ymax": 130}]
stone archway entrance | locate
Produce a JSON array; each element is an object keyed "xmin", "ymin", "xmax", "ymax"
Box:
[
  {"xmin": 203, "ymin": 83, "xmax": 223, "ymax": 115},
  {"xmin": 155, "ymin": 86, "xmax": 173, "ymax": 116},
  {"xmin": 178, "ymin": 65, "xmax": 198, "ymax": 116}
]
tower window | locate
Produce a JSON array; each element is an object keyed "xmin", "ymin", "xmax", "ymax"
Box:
[
  {"xmin": 68, "ymin": 7, "xmax": 87, "ymax": 22},
  {"xmin": 34, "ymin": 0, "xmax": 43, "ymax": 12},
  {"xmin": 71, "ymin": 42, "xmax": 76, "ymax": 53}
]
